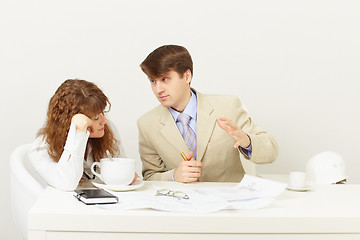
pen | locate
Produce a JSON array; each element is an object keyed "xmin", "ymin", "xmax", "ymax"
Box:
[{"xmin": 181, "ymin": 152, "xmax": 189, "ymax": 161}]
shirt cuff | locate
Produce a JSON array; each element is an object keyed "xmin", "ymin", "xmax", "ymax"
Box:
[
  {"xmin": 239, "ymin": 143, "xmax": 252, "ymax": 157},
  {"xmin": 171, "ymin": 169, "xmax": 176, "ymax": 181},
  {"xmin": 63, "ymin": 122, "xmax": 89, "ymax": 157}
]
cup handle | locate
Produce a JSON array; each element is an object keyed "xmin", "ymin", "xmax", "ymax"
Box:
[{"xmin": 91, "ymin": 162, "xmax": 102, "ymax": 181}]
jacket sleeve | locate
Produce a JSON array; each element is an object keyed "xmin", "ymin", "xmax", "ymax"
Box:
[
  {"xmin": 137, "ymin": 118, "xmax": 174, "ymax": 181},
  {"xmin": 29, "ymin": 122, "xmax": 89, "ymax": 191},
  {"xmin": 233, "ymin": 98, "xmax": 279, "ymax": 164}
]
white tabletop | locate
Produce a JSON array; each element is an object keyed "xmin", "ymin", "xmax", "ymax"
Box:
[{"xmin": 28, "ymin": 176, "xmax": 360, "ymax": 239}]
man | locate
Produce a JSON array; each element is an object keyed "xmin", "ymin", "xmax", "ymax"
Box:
[{"xmin": 137, "ymin": 45, "xmax": 278, "ymax": 183}]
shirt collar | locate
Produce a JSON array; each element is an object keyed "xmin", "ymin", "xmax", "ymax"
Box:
[{"xmin": 169, "ymin": 90, "xmax": 197, "ymax": 121}]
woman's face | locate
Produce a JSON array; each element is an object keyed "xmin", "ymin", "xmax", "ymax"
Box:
[{"xmin": 88, "ymin": 113, "xmax": 108, "ymax": 138}]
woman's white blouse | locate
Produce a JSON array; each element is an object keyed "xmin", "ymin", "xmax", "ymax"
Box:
[{"xmin": 29, "ymin": 122, "xmax": 126, "ymax": 191}]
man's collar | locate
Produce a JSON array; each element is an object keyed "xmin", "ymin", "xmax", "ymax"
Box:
[{"xmin": 169, "ymin": 89, "xmax": 197, "ymax": 121}]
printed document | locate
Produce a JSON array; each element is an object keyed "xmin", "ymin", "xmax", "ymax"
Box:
[{"xmin": 100, "ymin": 174, "xmax": 287, "ymax": 212}]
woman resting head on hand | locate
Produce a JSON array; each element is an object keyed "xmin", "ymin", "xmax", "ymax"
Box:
[
  {"xmin": 40, "ymin": 79, "xmax": 118, "ymax": 161},
  {"xmin": 30, "ymin": 79, "xmax": 137, "ymax": 191}
]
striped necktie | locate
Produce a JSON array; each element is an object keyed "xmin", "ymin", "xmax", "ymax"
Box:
[{"xmin": 177, "ymin": 113, "xmax": 197, "ymax": 159}]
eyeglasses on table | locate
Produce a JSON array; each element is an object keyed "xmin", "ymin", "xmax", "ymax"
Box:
[{"xmin": 156, "ymin": 189, "xmax": 189, "ymax": 200}]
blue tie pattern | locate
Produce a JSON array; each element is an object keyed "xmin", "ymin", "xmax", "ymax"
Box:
[{"xmin": 177, "ymin": 113, "xmax": 197, "ymax": 159}]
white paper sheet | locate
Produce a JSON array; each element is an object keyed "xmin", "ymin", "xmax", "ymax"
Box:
[
  {"xmin": 100, "ymin": 190, "xmax": 229, "ymax": 212},
  {"xmin": 191, "ymin": 174, "xmax": 288, "ymax": 201},
  {"xmin": 99, "ymin": 174, "xmax": 287, "ymax": 213}
]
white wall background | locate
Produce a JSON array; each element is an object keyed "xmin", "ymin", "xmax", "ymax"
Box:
[{"xmin": 1, "ymin": 0, "xmax": 360, "ymax": 239}]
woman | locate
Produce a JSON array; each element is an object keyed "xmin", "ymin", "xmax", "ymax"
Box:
[{"xmin": 29, "ymin": 79, "xmax": 136, "ymax": 191}]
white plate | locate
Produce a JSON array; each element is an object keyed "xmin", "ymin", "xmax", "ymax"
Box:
[
  {"xmin": 287, "ymin": 186, "xmax": 311, "ymax": 192},
  {"xmin": 92, "ymin": 179, "xmax": 144, "ymax": 191}
]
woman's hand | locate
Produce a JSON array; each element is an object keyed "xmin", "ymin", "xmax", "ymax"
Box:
[
  {"xmin": 130, "ymin": 173, "xmax": 139, "ymax": 185},
  {"xmin": 71, "ymin": 114, "xmax": 93, "ymax": 133}
]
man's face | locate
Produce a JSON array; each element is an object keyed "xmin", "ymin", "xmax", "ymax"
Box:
[{"xmin": 148, "ymin": 70, "xmax": 191, "ymax": 112}]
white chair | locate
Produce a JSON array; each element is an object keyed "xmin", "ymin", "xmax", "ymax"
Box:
[{"xmin": 10, "ymin": 144, "xmax": 46, "ymax": 240}]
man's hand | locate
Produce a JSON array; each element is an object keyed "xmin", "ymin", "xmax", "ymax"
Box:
[
  {"xmin": 217, "ymin": 117, "xmax": 251, "ymax": 148},
  {"xmin": 174, "ymin": 151, "xmax": 202, "ymax": 183},
  {"xmin": 71, "ymin": 113, "xmax": 93, "ymax": 133}
]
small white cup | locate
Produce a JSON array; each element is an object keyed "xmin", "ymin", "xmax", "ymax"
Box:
[
  {"xmin": 288, "ymin": 172, "xmax": 307, "ymax": 189},
  {"xmin": 91, "ymin": 158, "xmax": 135, "ymax": 186}
]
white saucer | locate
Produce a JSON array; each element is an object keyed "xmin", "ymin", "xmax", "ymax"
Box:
[
  {"xmin": 92, "ymin": 179, "xmax": 144, "ymax": 191},
  {"xmin": 287, "ymin": 186, "xmax": 311, "ymax": 192}
]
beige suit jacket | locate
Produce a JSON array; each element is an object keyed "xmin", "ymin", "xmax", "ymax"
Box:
[{"xmin": 137, "ymin": 90, "xmax": 279, "ymax": 182}]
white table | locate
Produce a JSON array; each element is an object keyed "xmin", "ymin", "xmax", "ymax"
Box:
[{"xmin": 28, "ymin": 177, "xmax": 360, "ymax": 240}]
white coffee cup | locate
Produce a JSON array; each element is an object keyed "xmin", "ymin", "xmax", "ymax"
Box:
[
  {"xmin": 288, "ymin": 171, "xmax": 307, "ymax": 189},
  {"xmin": 91, "ymin": 158, "xmax": 135, "ymax": 186}
]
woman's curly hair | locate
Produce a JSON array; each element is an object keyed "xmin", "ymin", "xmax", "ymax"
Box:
[{"xmin": 38, "ymin": 79, "xmax": 119, "ymax": 162}]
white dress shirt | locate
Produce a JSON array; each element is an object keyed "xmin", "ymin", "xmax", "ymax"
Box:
[{"xmin": 29, "ymin": 121, "xmax": 126, "ymax": 191}]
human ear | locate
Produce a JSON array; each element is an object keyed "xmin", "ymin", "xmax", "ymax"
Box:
[{"xmin": 185, "ymin": 69, "xmax": 192, "ymax": 83}]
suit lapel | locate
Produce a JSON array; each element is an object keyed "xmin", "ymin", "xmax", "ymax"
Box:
[
  {"xmin": 195, "ymin": 91, "xmax": 217, "ymax": 162},
  {"xmin": 157, "ymin": 90, "xmax": 217, "ymax": 161},
  {"xmin": 159, "ymin": 107, "xmax": 189, "ymax": 154}
]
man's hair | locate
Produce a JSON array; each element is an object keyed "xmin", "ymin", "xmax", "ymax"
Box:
[{"xmin": 140, "ymin": 45, "xmax": 193, "ymax": 78}]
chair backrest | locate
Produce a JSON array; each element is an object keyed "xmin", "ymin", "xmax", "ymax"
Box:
[{"xmin": 10, "ymin": 144, "xmax": 46, "ymax": 240}]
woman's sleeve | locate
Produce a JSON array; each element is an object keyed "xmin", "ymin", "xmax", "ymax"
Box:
[{"xmin": 29, "ymin": 122, "xmax": 89, "ymax": 191}]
